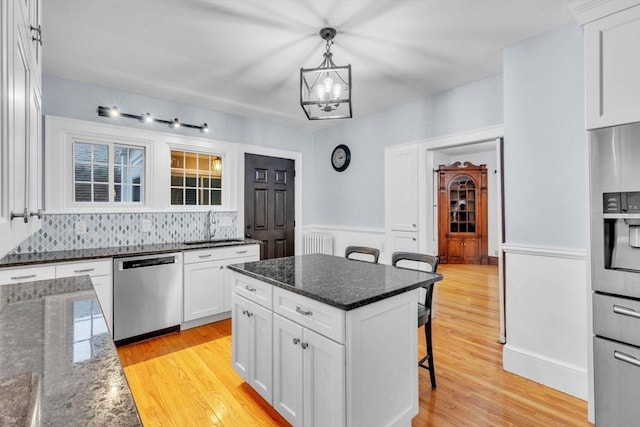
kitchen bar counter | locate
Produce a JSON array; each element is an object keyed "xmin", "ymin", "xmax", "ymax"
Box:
[
  {"xmin": 227, "ymin": 253, "xmax": 442, "ymax": 310},
  {"xmin": 0, "ymin": 276, "xmax": 141, "ymax": 426},
  {"xmin": 0, "ymin": 239, "xmax": 260, "ymax": 268}
]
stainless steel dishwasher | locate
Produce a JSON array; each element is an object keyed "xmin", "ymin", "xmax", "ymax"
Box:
[{"xmin": 113, "ymin": 252, "xmax": 183, "ymax": 345}]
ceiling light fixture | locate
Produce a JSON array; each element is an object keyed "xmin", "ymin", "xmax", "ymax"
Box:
[
  {"xmin": 97, "ymin": 106, "xmax": 209, "ymax": 133},
  {"xmin": 300, "ymin": 27, "xmax": 352, "ymax": 120}
]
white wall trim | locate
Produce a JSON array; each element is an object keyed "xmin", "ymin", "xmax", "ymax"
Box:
[
  {"xmin": 303, "ymin": 224, "xmax": 385, "ymax": 235},
  {"xmin": 503, "ymin": 343, "xmax": 588, "ymax": 400},
  {"xmin": 502, "ymin": 243, "xmax": 586, "ymax": 260}
]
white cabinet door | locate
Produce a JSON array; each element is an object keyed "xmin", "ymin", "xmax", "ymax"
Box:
[
  {"xmin": 232, "ymin": 293, "xmax": 273, "ymax": 404},
  {"xmin": 231, "ymin": 294, "xmax": 251, "ymax": 382},
  {"xmin": 586, "ymin": 5, "xmax": 640, "ymax": 129},
  {"xmin": 389, "ymin": 230, "xmax": 419, "ymax": 262},
  {"xmin": 249, "ymin": 299, "xmax": 273, "ymax": 404},
  {"xmin": 273, "ymin": 313, "xmax": 346, "ymax": 427},
  {"xmin": 273, "ymin": 314, "xmax": 303, "ymax": 426},
  {"xmin": 385, "ymin": 145, "xmax": 419, "ymax": 232},
  {"xmin": 302, "ymin": 327, "xmax": 345, "ymax": 427},
  {"xmin": 183, "ymin": 260, "xmax": 225, "ymax": 322}
]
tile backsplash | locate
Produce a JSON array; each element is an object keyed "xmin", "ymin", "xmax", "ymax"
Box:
[{"xmin": 11, "ymin": 211, "xmax": 238, "ymax": 254}]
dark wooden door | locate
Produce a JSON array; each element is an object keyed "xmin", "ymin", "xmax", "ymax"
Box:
[{"xmin": 244, "ymin": 154, "xmax": 295, "ymax": 259}]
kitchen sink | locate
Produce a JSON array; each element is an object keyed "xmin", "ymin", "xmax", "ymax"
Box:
[{"xmin": 182, "ymin": 239, "xmax": 244, "ymax": 246}]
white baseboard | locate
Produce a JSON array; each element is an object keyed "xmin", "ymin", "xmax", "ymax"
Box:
[{"xmin": 503, "ymin": 344, "xmax": 588, "ymax": 400}]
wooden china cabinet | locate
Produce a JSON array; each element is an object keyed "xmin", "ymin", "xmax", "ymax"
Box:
[{"xmin": 437, "ymin": 162, "xmax": 488, "ymax": 264}]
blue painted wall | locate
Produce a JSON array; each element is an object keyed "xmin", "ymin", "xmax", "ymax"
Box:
[
  {"xmin": 309, "ymin": 74, "xmax": 504, "ymax": 227},
  {"xmin": 503, "ymin": 24, "xmax": 585, "ymax": 249}
]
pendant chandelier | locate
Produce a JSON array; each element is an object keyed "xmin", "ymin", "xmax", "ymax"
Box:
[{"xmin": 300, "ymin": 27, "xmax": 352, "ymax": 120}]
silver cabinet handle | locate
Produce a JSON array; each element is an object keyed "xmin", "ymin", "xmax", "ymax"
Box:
[
  {"xmin": 10, "ymin": 274, "xmax": 36, "ymax": 280},
  {"xmin": 412, "ymin": 224, "xmax": 417, "ymax": 228},
  {"xmin": 301, "ymin": 342, "xmax": 309, "ymax": 350},
  {"xmin": 293, "ymin": 338, "xmax": 300, "ymax": 345},
  {"xmin": 614, "ymin": 350, "xmax": 640, "ymax": 368},
  {"xmin": 236, "ymin": 250, "xmax": 248, "ymax": 254},
  {"xmin": 198, "ymin": 254, "xmax": 212, "ymax": 258},
  {"xmin": 73, "ymin": 268, "xmax": 95, "ymax": 273},
  {"xmin": 295, "ymin": 306, "xmax": 313, "ymax": 316},
  {"xmin": 613, "ymin": 305, "xmax": 640, "ymax": 319},
  {"xmin": 220, "ymin": 266, "xmax": 224, "ymax": 270},
  {"xmin": 244, "ymin": 286, "xmax": 257, "ymax": 293}
]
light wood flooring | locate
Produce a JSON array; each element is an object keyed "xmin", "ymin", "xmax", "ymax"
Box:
[{"xmin": 117, "ymin": 264, "xmax": 592, "ymax": 426}]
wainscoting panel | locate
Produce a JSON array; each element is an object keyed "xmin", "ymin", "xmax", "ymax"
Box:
[{"xmin": 502, "ymin": 245, "xmax": 588, "ymax": 399}]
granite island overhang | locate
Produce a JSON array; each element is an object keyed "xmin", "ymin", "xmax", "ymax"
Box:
[{"xmin": 227, "ymin": 253, "xmax": 443, "ymax": 427}]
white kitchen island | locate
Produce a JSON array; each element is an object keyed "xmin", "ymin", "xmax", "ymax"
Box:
[{"xmin": 228, "ymin": 254, "xmax": 442, "ymax": 427}]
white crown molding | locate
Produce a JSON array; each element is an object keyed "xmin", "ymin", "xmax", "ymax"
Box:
[{"xmin": 565, "ymin": 0, "xmax": 640, "ymax": 25}]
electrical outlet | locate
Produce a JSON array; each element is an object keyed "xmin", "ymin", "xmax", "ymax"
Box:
[
  {"xmin": 75, "ymin": 221, "xmax": 87, "ymax": 235},
  {"xmin": 219, "ymin": 217, "xmax": 233, "ymax": 227},
  {"xmin": 141, "ymin": 220, "xmax": 152, "ymax": 232}
]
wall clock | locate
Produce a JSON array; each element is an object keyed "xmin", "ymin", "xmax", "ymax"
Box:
[{"xmin": 331, "ymin": 144, "xmax": 351, "ymax": 172}]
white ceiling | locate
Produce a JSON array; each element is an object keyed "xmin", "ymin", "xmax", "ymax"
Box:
[{"xmin": 42, "ymin": 0, "xmax": 575, "ymax": 131}]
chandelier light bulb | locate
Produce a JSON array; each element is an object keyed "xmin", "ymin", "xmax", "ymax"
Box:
[
  {"xmin": 332, "ymin": 83, "xmax": 342, "ymax": 100},
  {"xmin": 323, "ymin": 77, "xmax": 334, "ymax": 94},
  {"xmin": 316, "ymin": 84, "xmax": 326, "ymax": 100}
]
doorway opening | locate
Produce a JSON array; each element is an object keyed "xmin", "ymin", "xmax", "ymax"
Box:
[{"xmin": 426, "ymin": 132, "xmax": 506, "ymax": 343}]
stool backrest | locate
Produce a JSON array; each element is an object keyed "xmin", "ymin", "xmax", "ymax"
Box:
[{"xmin": 345, "ymin": 246, "xmax": 380, "ymax": 263}]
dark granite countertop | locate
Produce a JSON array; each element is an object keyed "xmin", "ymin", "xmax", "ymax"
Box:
[
  {"xmin": 227, "ymin": 254, "xmax": 443, "ymax": 311},
  {"xmin": 0, "ymin": 276, "xmax": 141, "ymax": 426},
  {"xmin": 0, "ymin": 239, "xmax": 260, "ymax": 268}
]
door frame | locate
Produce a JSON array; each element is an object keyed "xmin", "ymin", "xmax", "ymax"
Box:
[
  {"xmin": 237, "ymin": 144, "xmax": 303, "ymax": 256},
  {"xmin": 419, "ymin": 124, "xmax": 506, "ymax": 343}
]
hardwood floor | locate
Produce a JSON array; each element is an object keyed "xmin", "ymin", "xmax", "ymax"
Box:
[{"xmin": 117, "ymin": 264, "xmax": 591, "ymax": 426}]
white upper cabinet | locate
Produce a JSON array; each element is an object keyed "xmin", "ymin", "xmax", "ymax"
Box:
[
  {"xmin": 0, "ymin": 0, "xmax": 43, "ymax": 257},
  {"xmin": 385, "ymin": 144, "xmax": 419, "ymax": 232},
  {"xmin": 586, "ymin": 4, "xmax": 640, "ymax": 129}
]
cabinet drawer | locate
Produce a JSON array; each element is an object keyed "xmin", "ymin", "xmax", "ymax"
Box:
[
  {"xmin": 224, "ymin": 244, "xmax": 259, "ymax": 260},
  {"xmin": 0, "ymin": 265, "xmax": 56, "ymax": 285},
  {"xmin": 273, "ymin": 287, "xmax": 345, "ymax": 344},
  {"xmin": 594, "ymin": 336, "xmax": 640, "ymax": 426},
  {"xmin": 594, "ymin": 293, "xmax": 640, "ymax": 346},
  {"xmin": 184, "ymin": 247, "xmax": 225, "ymax": 264},
  {"xmin": 231, "ymin": 272, "xmax": 272, "ymax": 309},
  {"xmin": 56, "ymin": 259, "xmax": 112, "ymax": 278}
]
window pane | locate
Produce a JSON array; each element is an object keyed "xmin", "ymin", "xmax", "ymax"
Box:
[
  {"xmin": 185, "ymin": 189, "xmax": 197, "ymax": 205},
  {"xmin": 114, "ymin": 166, "xmax": 122, "ymax": 184},
  {"xmin": 212, "ymin": 178, "xmax": 221, "ymax": 189},
  {"xmin": 130, "ymin": 167, "xmax": 143, "ymax": 185},
  {"xmin": 75, "ymin": 183, "xmax": 92, "ymax": 202},
  {"xmin": 114, "ymin": 184, "xmax": 122, "ymax": 202},
  {"xmin": 171, "ymin": 151, "xmax": 184, "ymax": 168},
  {"xmin": 185, "ymin": 175, "xmax": 197, "ymax": 188},
  {"xmin": 211, "ymin": 189, "xmax": 221, "ymax": 205},
  {"xmin": 171, "ymin": 174, "xmax": 183, "ymax": 186},
  {"xmin": 94, "ymin": 144, "xmax": 108, "ymax": 163},
  {"xmin": 130, "ymin": 149, "xmax": 144, "ymax": 166},
  {"xmin": 75, "ymin": 164, "xmax": 91, "ymax": 182},
  {"xmin": 74, "ymin": 143, "xmax": 92, "ymax": 162},
  {"xmin": 114, "ymin": 146, "xmax": 128, "ymax": 165},
  {"xmin": 201, "ymin": 190, "xmax": 210, "ymax": 205},
  {"xmin": 94, "ymin": 184, "xmax": 109, "ymax": 202},
  {"xmin": 171, "ymin": 188, "xmax": 183, "ymax": 205},
  {"xmin": 132, "ymin": 185, "xmax": 141, "ymax": 202},
  {"xmin": 202, "ymin": 177, "xmax": 211, "ymax": 188},
  {"xmin": 94, "ymin": 165, "xmax": 108, "ymax": 182}
]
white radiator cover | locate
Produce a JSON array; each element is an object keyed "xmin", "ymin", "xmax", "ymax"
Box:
[{"xmin": 304, "ymin": 232, "xmax": 334, "ymax": 255}]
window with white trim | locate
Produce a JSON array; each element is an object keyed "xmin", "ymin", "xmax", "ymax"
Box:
[
  {"xmin": 170, "ymin": 150, "xmax": 222, "ymax": 206},
  {"xmin": 73, "ymin": 141, "xmax": 145, "ymax": 204}
]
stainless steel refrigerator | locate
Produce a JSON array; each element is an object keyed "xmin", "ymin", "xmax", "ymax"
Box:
[{"xmin": 590, "ymin": 121, "xmax": 640, "ymax": 425}]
